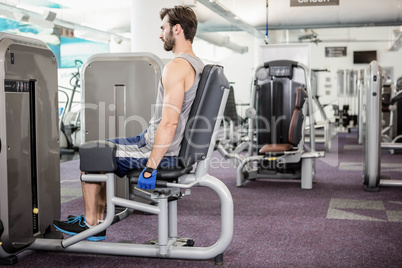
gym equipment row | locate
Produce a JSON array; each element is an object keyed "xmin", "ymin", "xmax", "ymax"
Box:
[
  {"xmin": 336, "ymin": 69, "xmax": 359, "ymax": 133},
  {"xmin": 0, "ymin": 33, "xmax": 233, "ymax": 265}
]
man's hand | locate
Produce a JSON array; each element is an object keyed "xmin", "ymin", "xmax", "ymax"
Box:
[{"xmin": 138, "ymin": 167, "xmax": 157, "ymax": 190}]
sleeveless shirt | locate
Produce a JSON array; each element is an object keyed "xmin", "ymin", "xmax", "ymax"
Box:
[{"xmin": 143, "ymin": 54, "xmax": 205, "ymax": 156}]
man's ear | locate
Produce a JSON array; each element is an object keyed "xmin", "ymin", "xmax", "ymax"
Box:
[{"xmin": 174, "ymin": 24, "xmax": 182, "ymax": 35}]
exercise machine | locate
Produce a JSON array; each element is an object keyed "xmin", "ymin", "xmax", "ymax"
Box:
[
  {"xmin": 380, "ymin": 79, "xmax": 402, "ymax": 146},
  {"xmin": 0, "ymin": 33, "xmax": 61, "ymax": 265},
  {"xmin": 336, "ymin": 69, "xmax": 359, "ymax": 133},
  {"xmin": 219, "ymin": 85, "xmax": 252, "ymax": 160},
  {"xmin": 218, "ymin": 60, "xmax": 325, "ymax": 189},
  {"xmin": 0, "ymin": 38, "xmax": 233, "ymax": 264},
  {"xmin": 363, "ymin": 61, "xmax": 402, "ymax": 191},
  {"xmin": 381, "ymin": 81, "xmax": 397, "ymax": 142},
  {"xmin": 59, "ymin": 59, "xmax": 83, "ymax": 156},
  {"xmin": 32, "ymin": 64, "xmax": 233, "ymax": 264}
]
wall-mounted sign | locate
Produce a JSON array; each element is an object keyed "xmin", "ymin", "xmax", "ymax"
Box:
[
  {"xmin": 325, "ymin": 47, "xmax": 347, "ymax": 57},
  {"xmin": 290, "ymin": 0, "xmax": 339, "ymax": 7}
]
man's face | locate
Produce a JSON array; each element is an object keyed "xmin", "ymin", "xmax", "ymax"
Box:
[{"xmin": 160, "ymin": 16, "xmax": 176, "ymax": 52}]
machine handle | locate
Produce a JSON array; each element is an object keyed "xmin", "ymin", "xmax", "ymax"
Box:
[{"xmin": 382, "ymin": 91, "xmax": 402, "ymax": 106}]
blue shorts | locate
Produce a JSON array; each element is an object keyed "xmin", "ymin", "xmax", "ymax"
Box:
[{"xmin": 108, "ymin": 131, "xmax": 178, "ymax": 178}]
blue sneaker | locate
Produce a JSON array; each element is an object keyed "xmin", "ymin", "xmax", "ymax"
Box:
[{"xmin": 53, "ymin": 215, "xmax": 106, "ymax": 241}]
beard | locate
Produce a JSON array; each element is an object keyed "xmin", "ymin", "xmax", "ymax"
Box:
[{"xmin": 163, "ymin": 31, "xmax": 175, "ymax": 51}]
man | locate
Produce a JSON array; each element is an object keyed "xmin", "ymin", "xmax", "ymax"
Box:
[{"xmin": 53, "ymin": 5, "xmax": 204, "ymax": 241}]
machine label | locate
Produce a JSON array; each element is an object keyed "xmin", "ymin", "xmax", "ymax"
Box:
[
  {"xmin": 4, "ymin": 80, "xmax": 30, "ymax": 92},
  {"xmin": 290, "ymin": 0, "xmax": 339, "ymax": 6}
]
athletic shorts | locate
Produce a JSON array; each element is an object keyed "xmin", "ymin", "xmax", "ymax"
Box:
[{"xmin": 108, "ymin": 130, "xmax": 178, "ymax": 178}]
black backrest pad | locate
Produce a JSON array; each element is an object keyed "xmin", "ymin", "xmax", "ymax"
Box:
[
  {"xmin": 257, "ymin": 81, "xmax": 283, "ymax": 145},
  {"xmin": 256, "ymin": 79, "xmax": 303, "ymax": 147},
  {"xmin": 178, "ymin": 64, "xmax": 229, "ymax": 167},
  {"xmin": 224, "ymin": 86, "xmax": 240, "ymax": 125},
  {"xmin": 289, "ymin": 109, "xmax": 304, "ymax": 146},
  {"xmin": 287, "ymin": 87, "xmax": 307, "ymax": 145},
  {"xmin": 295, "ymin": 87, "xmax": 307, "ymax": 109}
]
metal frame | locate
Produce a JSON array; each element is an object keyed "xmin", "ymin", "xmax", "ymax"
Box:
[
  {"xmin": 358, "ymin": 69, "xmax": 365, "ymax": 145},
  {"xmin": 30, "ymin": 171, "xmax": 234, "ymax": 260}
]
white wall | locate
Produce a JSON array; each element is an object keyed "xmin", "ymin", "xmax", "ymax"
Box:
[
  {"xmin": 193, "ymin": 32, "xmax": 262, "ymax": 117},
  {"xmin": 202, "ymin": 26, "xmax": 402, "ymax": 118},
  {"xmin": 310, "ymin": 27, "xmax": 402, "ymax": 116}
]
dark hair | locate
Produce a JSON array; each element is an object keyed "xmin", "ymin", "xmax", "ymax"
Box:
[{"xmin": 160, "ymin": 5, "xmax": 198, "ymax": 43}]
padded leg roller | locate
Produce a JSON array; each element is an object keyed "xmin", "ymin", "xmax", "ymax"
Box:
[{"xmin": 79, "ymin": 141, "xmax": 117, "ymax": 173}]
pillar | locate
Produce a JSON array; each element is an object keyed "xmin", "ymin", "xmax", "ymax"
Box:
[{"xmin": 131, "ymin": 0, "xmax": 183, "ymax": 59}]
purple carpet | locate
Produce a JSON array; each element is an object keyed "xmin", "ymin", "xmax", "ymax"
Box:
[{"xmin": 14, "ymin": 130, "xmax": 402, "ymax": 267}]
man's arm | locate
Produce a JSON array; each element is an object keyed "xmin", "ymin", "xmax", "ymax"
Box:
[{"xmin": 145, "ymin": 58, "xmax": 195, "ymax": 171}]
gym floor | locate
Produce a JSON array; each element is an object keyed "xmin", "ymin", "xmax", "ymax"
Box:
[{"xmin": 15, "ymin": 129, "xmax": 402, "ymax": 267}]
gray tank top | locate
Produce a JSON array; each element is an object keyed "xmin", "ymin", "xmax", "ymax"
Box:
[{"xmin": 143, "ymin": 54, "xmax": 204, "ymax": 156}]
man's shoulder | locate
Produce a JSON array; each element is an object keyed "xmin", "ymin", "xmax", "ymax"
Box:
[
  {"xmin": 169, "ymin": 56, "xmax": 191, "ymax": 67},
  {"xmin": 165, "ymin": 57, "xmax": 193, "ymax": 74}
]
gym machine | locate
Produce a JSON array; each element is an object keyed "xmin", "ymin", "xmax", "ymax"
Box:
[
  {"xmin": 0, "ymin": 33, "xmax": 233, "ymax": 264},
  {"xmin": 363, "ymin": 61, "xmax": 402, "ymax": 191},
  {"xmin": 59, "ymin": 59, "xmax": 82, "ymax": 156},
  {"xmin": 336, "ymin": 69, "xmax": 359, "ymax": 133},
  {"xmin": 0, "ymin": 33, "xmax": 61, "ymax": 264},
  {"xmin": 218, "ymin": 60, "xmax": 325, "ymax": 189}
]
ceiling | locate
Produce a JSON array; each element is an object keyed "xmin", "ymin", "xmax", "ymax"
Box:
[{"xmin": 0, "ymin": 0, "xmax": 402, "ymax": 48}]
